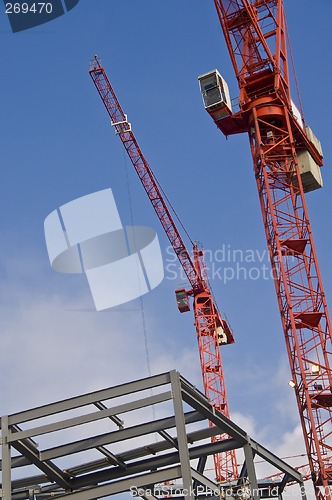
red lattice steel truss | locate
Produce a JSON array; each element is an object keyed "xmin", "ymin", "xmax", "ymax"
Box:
[
  {"xmin": 206, "ymin": 1, "xmax": 332, "ymax": 498},
  {"xmin": 89, "ymin": 58, "xmax": 238, "ymax": 482}
]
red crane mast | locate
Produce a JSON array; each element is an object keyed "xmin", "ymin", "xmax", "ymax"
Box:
[
  {"xmin": 89, "ymin": 56, "xmax": 238, "ymax": 482},
  {"xmin": 198, "ymin": 1, "xmax": 332, "ymax": 498}
]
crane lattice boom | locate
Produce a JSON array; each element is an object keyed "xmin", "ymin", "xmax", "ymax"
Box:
[
  {"xmin": 199, "ymin": 1, "xmax": 332, "ymax": 498},
  {"xmin": 89, "ymin": 57, "xmax": 237, "ymax": 481}
]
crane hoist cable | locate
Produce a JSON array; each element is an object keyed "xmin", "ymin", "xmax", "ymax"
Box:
[
  {"xmin": 123, "ymin": 151, "xmax": 157, "ymax": 428},
  {"xmin": 123, "ymin": 151, "xmax": 153, "ymax": 379}
]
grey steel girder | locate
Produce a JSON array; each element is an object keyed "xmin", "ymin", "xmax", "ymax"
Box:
[{"xmin": 0, "ymin": 370, "xmax": 306, "ymax": 500}]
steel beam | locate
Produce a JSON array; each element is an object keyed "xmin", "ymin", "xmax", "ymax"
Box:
[
  {"xmin": 193, "ymin": 456, "xmax": 208, "ymax": 494},
  {"xmin": 157, "ymin": 429, "xmax": 178, "ymax": 448},
  {"xmin": 191, "ymin": 468, "xmax": 219, "ymax": 494},
  {"xmin": 179, "ymin": 377, "xmax": 248, "ymax": 442},
  {"xmin": 40, "ymin": 410, "xmax": 202, "ymax": 461},
  {"xmin": 70, "ymin": 437, "xmax": 241, "ymax": 489},
  {"xmin": 170, "ymin": 371, "xmax": 194, "ymax": 500},
  {"xmin": 243, "ymin": 442, "xmax": 259, "ymax": 500},
  {"xmin": 279, "ymin": 473, "xmax": 290, "ymax": 494},
  {"xmin": 52, "ymin": 466, "xmax": 183, "ymax": 500},
  {"xmin": 7, "ymin": 392, "xmax": 172, "ymax": 443},
  {"xmin": 95, "ymin": 446, "xmax": 126, "ymax": 468},
  {"xmin": 0, "ymin": 456, "xmax": 30, "ymax": 471},
  {"xmin": 250, "ymin": 441, "xmax": 304, "ymax": 483},
  {"xmin": 1, "ymin": 416, "xmax": 12, "ymax": 500},
  {"xmin": 93, "ymin": 401, "xmax": 123, "ymax": 429},
  {"xmin": 12, "ymin": 439, "xmax": 71, "ymax": 490},
  {"xmin": 11, "ymin": 474, "xmax": 50, "ymax": 492},
  {"xmin": 6, "ymin": 372, "xmax": 171, "ymax": 427},
  {"xmin": 65, "ymin": 425, "xmax": 222, "ymax": 480},
  {"xmin": 181, "ymin": 375, "xmax": 304, "ymax": 487}
]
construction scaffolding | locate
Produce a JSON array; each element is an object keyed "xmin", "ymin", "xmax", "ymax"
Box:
[{"xmin": 1, "ymin": 371, "xmax": 306, "ymax": 500}]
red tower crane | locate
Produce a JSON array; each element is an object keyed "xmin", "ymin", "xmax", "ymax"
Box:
[
  {"xmin": 198, "ymin": 1, "xmax": 332, "ymax": 498},
  {"xmin": 89, "ymin": 56, "xmax": 238, "ymax": 482}
]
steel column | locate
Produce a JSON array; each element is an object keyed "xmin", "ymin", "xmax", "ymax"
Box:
[
  {"xmin": 1, "ymin": 416, "xmax": 11, "ymax": 500},
  {"xmin": 170, "ymin": 371, "xmax": 194, "ymax": 500},
  {"xmin": 243, "ymin": 442, "xmax": 259, "ymax": 500}
]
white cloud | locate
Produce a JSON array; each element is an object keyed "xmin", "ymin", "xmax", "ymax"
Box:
[{"xmin": 0, "ymin": 250, "xmax": 202, "ymax": 415}]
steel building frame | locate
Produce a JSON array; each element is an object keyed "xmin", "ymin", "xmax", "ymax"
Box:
[{"xmin": 1, "ymin": 371, "xmax": 306, "ymax": 500}]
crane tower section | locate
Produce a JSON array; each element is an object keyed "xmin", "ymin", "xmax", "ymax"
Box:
[{"xmin": 199, "ymin": 1, "xmax": 332, "ymax": 499}]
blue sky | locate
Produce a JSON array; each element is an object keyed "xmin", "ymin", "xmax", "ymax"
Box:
[{"xmin": 1, "ymin": 0, "xmax": 331, "ymax": 495}]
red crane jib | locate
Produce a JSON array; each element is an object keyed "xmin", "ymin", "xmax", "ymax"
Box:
[{"xmin": 89, "ymin": 57, "xmax": 237, "ymax": 481}]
